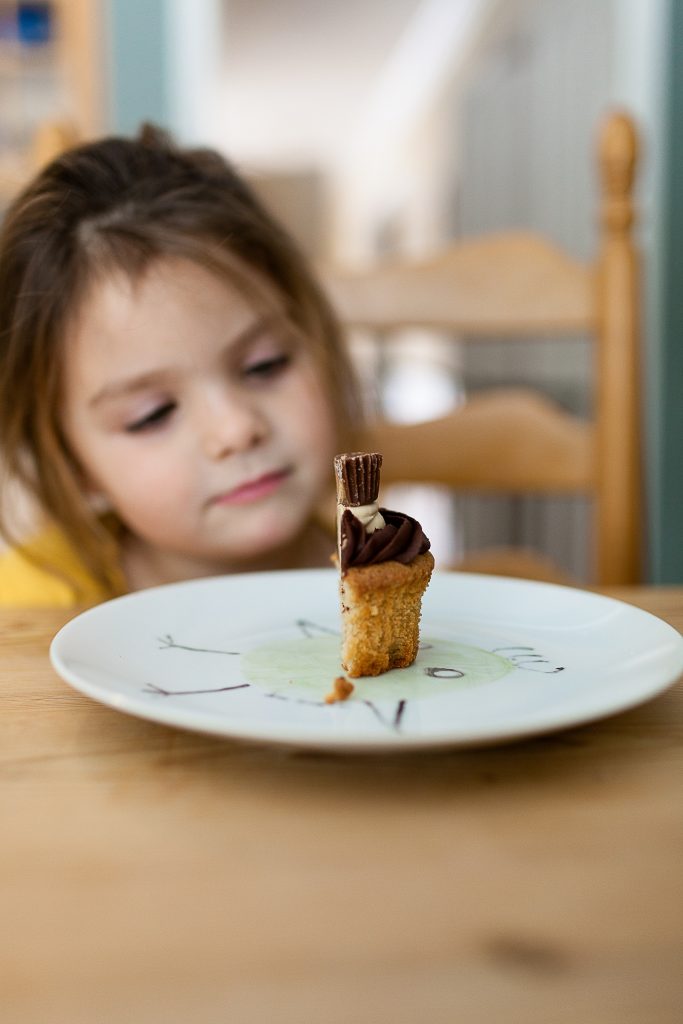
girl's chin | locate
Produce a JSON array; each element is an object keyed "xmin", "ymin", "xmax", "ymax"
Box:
[{"xmin": 212, "ymin": 521, "xmax": 309, "ymax": 565}]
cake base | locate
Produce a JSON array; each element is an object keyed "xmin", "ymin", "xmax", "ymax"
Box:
[{"xmin": 339, "ymin": 551, "xmax": 435, "ymax": 677}]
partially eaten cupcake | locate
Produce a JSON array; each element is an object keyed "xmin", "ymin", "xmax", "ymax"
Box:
[{"xmin": 335, "ymin": 452, "xmax": 434, "ymax": 677}]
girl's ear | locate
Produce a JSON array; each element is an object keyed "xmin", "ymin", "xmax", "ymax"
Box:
[
  {"xmin": 66, "ymin": 452, "xmax": 112, "ymax": 513},
  {"xmin": 86, "ymin": 490, "xmax": 115, "ymax": 515}
]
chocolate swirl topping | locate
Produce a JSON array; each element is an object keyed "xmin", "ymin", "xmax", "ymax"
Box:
[{"xmin": 339, "ymin": 507, "xmax": 430, "ymax": 572}]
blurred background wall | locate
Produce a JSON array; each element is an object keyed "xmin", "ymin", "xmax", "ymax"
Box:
[{"xmin": 0, "ymin": 0, "xmax": 680, "ymax": 580}]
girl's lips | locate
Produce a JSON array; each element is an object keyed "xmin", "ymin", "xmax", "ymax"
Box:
[{"xmin": 212, "ymin": 468, "xmax": 291, "ymax": 506}]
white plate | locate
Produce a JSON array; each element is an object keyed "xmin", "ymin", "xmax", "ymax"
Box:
[{"xmin": 50, "ymin": 569, "xmax": 683, "ymax": 751}]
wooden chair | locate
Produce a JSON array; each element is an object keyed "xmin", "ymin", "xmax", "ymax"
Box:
[
  {"xmin": 322, "ymin": 111, "xmax": 642, "ymax": 586},
  {"xmin": 0, "ymin": 119, "xmax": 79, "ymax": 209},
  {"xmin": 31, "ymin": 119, "xmax": 79, "ymax": 171}
]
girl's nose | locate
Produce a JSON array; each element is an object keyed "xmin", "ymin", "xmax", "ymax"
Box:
[{"xmin": 199, "ymin": 390, "xmax": 268, "ymax": 460}]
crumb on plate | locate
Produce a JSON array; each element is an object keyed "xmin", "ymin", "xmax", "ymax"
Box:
[{"xmin": 325, "ymin": 676, "xmax": 354, "ymax": 704}]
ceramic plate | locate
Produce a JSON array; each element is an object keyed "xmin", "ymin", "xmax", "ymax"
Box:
[{"xmin": 50, "ymin": 570, "xmax": 683, "ymax": 751}]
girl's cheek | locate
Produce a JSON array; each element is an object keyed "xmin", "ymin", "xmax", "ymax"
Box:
[
  {"xmin": 103, "ymin": 448, "xmax": 190, "ymax": 501},
  {"xmin": 289, "ymin": 365, "xmax": 335, "ymax": 423},
  {"xmin": 299, "ymin": 380, "xmax": 337, "ymax": 450}
]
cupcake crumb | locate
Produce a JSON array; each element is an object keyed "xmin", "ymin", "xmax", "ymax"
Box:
[{"xmin": 325, "ymin": 676, "xmax": 354, "ymax": 704}]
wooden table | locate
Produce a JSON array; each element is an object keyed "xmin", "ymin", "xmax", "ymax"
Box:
[{"xmin": 2, "ymin": 587, "xmax": 682, "ymax": 1024}]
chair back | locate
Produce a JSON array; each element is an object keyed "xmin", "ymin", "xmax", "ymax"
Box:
[{"xmin": 322, "ymin": 111, "xmax": 641, "ymax": 586}]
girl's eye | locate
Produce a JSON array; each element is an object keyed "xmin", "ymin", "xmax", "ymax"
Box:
[
  {"xmin": 125, "ymin": 402, "xmax": 176, "ymax": 433},
  {"xmin": 243, "ymin": 353, "xmax": 291, "ymax": 380}
]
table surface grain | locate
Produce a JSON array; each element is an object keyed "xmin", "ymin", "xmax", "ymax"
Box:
[{"xmin": 1, "ymin": 586, "xmax": 682, "ymax": 1024}]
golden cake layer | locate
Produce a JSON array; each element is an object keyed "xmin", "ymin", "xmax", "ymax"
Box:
[{"xmin": 339, "ymin": 550, "xmax": 435, "ymax": 678}]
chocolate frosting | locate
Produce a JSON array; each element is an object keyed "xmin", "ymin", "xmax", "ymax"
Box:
[{"xmin": 339, "ymin": 507, "xmax": 430, "ymax": 572}]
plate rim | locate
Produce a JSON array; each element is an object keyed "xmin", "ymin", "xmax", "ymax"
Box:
[{"xmin": 49, "ymin": 569, "xmax": 683, "ymax": 752}]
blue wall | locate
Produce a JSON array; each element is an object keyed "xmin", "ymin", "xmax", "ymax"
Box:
[
  {"xmin": 654, "ymin": 0, "xmax": 683, "ymax": 581},
  {"xmin": 105, "ymin": 0, "xmax": 170, "ymax": 135}
]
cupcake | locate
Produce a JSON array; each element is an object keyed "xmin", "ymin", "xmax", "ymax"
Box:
[{"xmin": 335, "ymin": 452, "xmax": 434, "ymax": 678}]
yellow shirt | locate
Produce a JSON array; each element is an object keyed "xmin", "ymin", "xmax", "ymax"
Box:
[{"xmin": 0, "ymin": 522, "xmax": 126, "ymax": 608}]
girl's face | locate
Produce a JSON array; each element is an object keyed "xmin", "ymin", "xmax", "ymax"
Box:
[{"xmin": 61, "ymin": 257, "xmax": 337, "ymax": 579}]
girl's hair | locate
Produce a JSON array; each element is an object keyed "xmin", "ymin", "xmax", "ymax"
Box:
[{"xmin": 0, "ymin": 124, "xmax": 359, "ymax": 595}]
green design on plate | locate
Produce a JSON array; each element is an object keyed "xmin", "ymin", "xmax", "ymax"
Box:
[{"xmin": 242, "ymin": 636, "xmax": 513, "ymax": 702}]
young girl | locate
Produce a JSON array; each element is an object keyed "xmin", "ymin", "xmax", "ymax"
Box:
[{"xmin": 0, "ymin": 125, "xmax": 360, "ymax": 607}]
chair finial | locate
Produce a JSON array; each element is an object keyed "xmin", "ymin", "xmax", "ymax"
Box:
[{"xmin": 599, "ymin": 111, "xmax": 638, "ymax": 233}]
